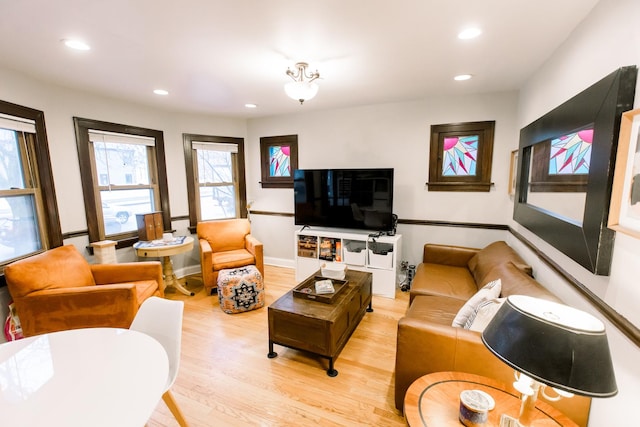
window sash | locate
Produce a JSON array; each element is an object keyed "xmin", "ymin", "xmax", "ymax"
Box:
[
  {"xmin": 90, "ymin": 142, "xmax": 160, "ymax": 238},
  {"xmin": 0, "ymin": 130, "xmax": 47, "ymax": 263},
  {"xmin": 92, "ymin": 141, "xmax": 155, "ymax": 189}
]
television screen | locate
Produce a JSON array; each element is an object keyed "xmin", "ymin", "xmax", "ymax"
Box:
[{"xmin": 294, "ymin": 168, "xmax": 394, "ymax": 231}]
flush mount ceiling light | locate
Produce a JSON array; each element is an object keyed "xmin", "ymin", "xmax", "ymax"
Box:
[
  {"xmin": 454, "ymin": 74, "xmax": 473, "ymax": 81},
  {"xmin": 62, "ymin": 38, "xmax": 90, "ymax": 51},
  {"xmin": 458, "ymin": 27, "xmax": 482, "ymax": 39},
  {"xmin": 285, "ymin": 62, "xmax": 320, "ymax": 104},
  {"xmin": 153, "ymin": 89, "xmax": 169, "ymax": 95}
]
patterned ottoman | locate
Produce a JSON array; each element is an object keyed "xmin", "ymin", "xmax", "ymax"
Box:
[{"xmin": 217, "ymin": 265, "xmax": 264, "ymax": 314}]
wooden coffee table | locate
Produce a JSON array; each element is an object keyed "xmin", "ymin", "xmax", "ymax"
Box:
[
  {"xmin": 267, "ymin": 269, "xmax": 372, "ymax": 376},
  {"xmin": 404, "ymin": 371, "xmax": 577, "ymax": 426}
]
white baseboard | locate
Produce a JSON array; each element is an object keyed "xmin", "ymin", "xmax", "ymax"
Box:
[
  {"xmin": 265, "ymin": 256, "xmax": 295, "ymax": 269},
  {"xmin": 174, "ymin": 264, "xmax": 202, "ymax": 278},
  {"xmin": 174, "ymin": 258, "xmax": 294, "ymax": 278}
]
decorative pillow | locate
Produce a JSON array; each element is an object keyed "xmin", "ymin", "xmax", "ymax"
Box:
[
  {"xmin": 451, "ymin": 279, "xmax": 502, "ymax": 328},
  {"xmin": 467, "ymin": 297, "xmax": 507, "ymax": 331}
]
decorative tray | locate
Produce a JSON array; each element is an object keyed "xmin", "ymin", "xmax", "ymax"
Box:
[{"xmin": 292, "ymin": 276, "xmax": 349, "ymax": 304}]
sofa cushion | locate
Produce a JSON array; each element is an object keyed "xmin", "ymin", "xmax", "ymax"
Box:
[
  {"xmin": 452, "ymin": 279, "xmax": 502, "ymax": 328},
  {"xmin": 467, "ymin": 241, "xmax": 532, "ymax": 285},
  {"xmin": 410, "ymin": 262, "xmax": 478, "ymax": 303},
  {"xmin": 197, "ymin": 219, "xmax": 250, "ymax": 252},
  {"xmin": 132, "ymin": 280, "xmax": 163, "ymax": 302},
  {"xmin": 211, "ymin": 249, "xmax": 256, "ymax": 272},
  {"xmin": 483, "ymin": 262, "xmax": 562, "ymax": 302},
  {"xmin": 5, "ymin": 245, "xmax": 96, "ymax": 298},
  {"xmin": 406, "ymin": 294, "xmax": 467, "ymax": 326},
  {"xmin": 467, "ymin": 297, "xmax": 506, "ymax": 331}
]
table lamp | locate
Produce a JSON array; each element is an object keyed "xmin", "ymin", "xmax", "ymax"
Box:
[{"xmin": 481, "ymin": 295, "xmax": 617, "ymax": 427}]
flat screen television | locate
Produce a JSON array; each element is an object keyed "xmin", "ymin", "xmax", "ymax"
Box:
[{"xmin": 294, "ymin": 168, "xmax": 394, "ymax": 232}]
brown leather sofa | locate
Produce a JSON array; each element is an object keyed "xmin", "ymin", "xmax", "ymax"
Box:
[
  {"xmin": 4, "ymin": 245, "xmax": 163, "ymax": 337},
  {"xmin": 395, "ymin": 241, "xmax": 591, "ymax": 427}
]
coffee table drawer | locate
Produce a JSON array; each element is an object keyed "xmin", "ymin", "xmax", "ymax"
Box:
[{"xmin": 269, "ymin": 309, "xmax": 331, "ymax": 355}]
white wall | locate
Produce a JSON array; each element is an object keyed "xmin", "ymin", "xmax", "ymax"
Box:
[
  {"xmin": 246, "ymin": 92, "xmax": 519, "ymax": 266},
  {"xmin": 514, "ymin": 0, "xmax": 640, "ymax": 425}
]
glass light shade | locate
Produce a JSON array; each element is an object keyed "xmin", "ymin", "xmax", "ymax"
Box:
[
  {"xmin": 481, "ymin": 295, "xmax": 617, "ymax": 398},
  {"xmin": 285, "ymin": 81, "xmax": 319, "ymax": 103}
]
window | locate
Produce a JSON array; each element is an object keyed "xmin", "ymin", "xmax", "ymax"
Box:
[
  {"xmin": 427, "ymin": 121, "xmax": 495, "ymax": 191},
  {"xmin": 529, "ymin": 126, "xmax": 592, "ymax": 192},
  {"xmin": 183, "ymin": 134, "xmax": 247, "ymax": 230},
  {"xmin": 74, "ymin": 118, "xmax": 170, "ymax": 247},
  {"xmin": 0, "ymin": 100, "xmax": 62, "ymax": 267}
]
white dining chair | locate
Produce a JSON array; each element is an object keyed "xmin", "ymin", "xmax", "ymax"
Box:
[{"xmin": 130, "ymin": 296, "xmax": 189, "ymax": 427}]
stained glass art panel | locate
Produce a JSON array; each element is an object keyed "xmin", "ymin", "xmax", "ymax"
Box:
[
  {"xmin": 549, "ymin": 129, "xmax": 593, "ymax": 175},
  {"xmin": 269, "ymin": 145, "xmax": 291, "ymax": 177},
  {"xmin": 442, "ymin": 135, "xmax": 478, "ymax": 176}
]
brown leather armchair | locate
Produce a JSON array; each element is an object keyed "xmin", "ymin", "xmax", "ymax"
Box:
[
  {"xmin": 197, "ymin": 218, "xmax": 264, "ymax": 295},
  {"xmin": 4, "ymin": 245, "xmax": 163, "ymax": 337}
]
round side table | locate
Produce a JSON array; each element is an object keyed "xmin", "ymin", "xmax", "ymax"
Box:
[
  {"xmin": 404, "ymin": 371, "xmax": 577, "ymax": 427},
  {"xmin": 133, "ymin": 236, "xmax": 195, "ymax": 296}
]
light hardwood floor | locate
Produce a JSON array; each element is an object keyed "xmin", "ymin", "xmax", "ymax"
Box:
[{"xmin": 147, "ymin": 265, "xmax": 410, "ymax": 427}]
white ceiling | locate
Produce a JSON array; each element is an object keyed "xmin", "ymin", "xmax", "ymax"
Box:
[{"xmin": 0, "ymin": 0, "xmax": 600, "ymax": 118}]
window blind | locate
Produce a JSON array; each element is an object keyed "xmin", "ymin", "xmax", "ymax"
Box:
[
  {"xmin": 192, "ymin": 142, "xmax": 238, "ymax": 153},
  {"xmin": 89, "ymin": 130, "xmax": 155, "ymax": 146},
  {"xmin": 0, "ymin": 113, "xmax": 36, "ymax": 133}
]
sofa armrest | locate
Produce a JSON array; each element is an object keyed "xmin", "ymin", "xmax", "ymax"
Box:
[
  {"xmin": 199, "ymin": 238, "xmax": 212, "ymax": 259},
  {"xmin": 245, "ymin": 234, "xmax": 264, "ymax": 276},
  {"xmin": 90, "ymin": 261, "xmax": 162, "ymax": 286},
  {"xmin": 422, "ymin": 243, "xmax": 479, "ymax": 266},
  {"xmin": 198, "ymin": 238, "xmax": 214, "ymax": 286},
  {"xmin": 14, "ymin": 284, "xmax": 138, "ymax": 337},
  {"xmin": 245, "ymin": 234, "xmax": 262, "ymax": 256},
  {"xmin": 395, "ymin": 316, "xmax": 461, "ymax": 410}
]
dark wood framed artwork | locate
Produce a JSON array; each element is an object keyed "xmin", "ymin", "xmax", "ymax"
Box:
[
  {"xmin": 427, "ymin": 121, "xmax": 495, "ymax": 192},
  {"xmin": 260, "ymin": 135, "xmax": 298, "ymax": 188},
  {"xmin": 514, "ymin": 65, "xmax": 637, "ymax": 275},
  {"xmin": 609, "ymin": 108, "xmax": 640, "ymax": 239}
]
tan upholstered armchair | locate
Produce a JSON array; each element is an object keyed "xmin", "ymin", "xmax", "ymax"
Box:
[
  {"xmin": 4, "ymin": 245, "xmax": 163, "ymax": 337},
  {"xmin": 197, "ymin": 218, "xmax": 264, "ymax": 295}
]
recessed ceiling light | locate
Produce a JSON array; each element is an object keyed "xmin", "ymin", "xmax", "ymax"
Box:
[
  {"xmin": 62, "ymin": 39, "xmax": 90, "ymax": 51},
  {"xmin": 245, "ymin": 103, "xmax": 257, "ymax": 109},
  {"xmin": 153, "ymin": 89, "xmax": 169, "ymax": 96},
  {"xmin": 458, "ymin": 28, "xmax": 482, "ymax": 40},
  {"xmin": 454, "ymin": 74, "xmax": 473, "ymax": 81}
]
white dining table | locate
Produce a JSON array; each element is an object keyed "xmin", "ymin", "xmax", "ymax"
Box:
[{"xmin": 0, "ymin": 327, "xmax": 169, "ymax": 427}]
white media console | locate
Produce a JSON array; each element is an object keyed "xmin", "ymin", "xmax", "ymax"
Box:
[{"xmin": 295, "ymin": 227, "xmax": 402, "ymax": 298}]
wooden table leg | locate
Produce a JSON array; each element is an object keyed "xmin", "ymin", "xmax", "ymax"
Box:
[
  {"xmin": 162, "ymin": 256, "xmax": 194, "ymax": 296},
  {"xmin": 327, "ymin": 357, "xmax": 338, "ymax": 377}
]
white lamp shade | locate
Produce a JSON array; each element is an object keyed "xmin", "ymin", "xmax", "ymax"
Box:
[{"xmin": 285, "ymin": 81, "xmax": 319, "ymax": 103}]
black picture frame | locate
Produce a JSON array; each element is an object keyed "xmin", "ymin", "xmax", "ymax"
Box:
[{"xmin": 514, "ymin": 66, "xmax": 637, "ymax": 275}]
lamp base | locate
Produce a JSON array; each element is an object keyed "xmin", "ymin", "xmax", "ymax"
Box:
[{"xmin": 499, "ymin": 414, "xmax": 519, "ymax": 427}]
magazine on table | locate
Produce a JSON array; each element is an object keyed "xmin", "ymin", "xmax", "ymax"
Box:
[{"xmin": 314, "ymin": 279, "xmax": 335, "ymax": 294}]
